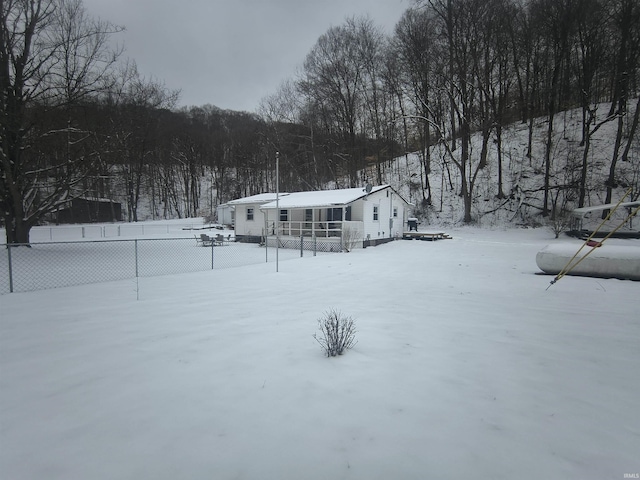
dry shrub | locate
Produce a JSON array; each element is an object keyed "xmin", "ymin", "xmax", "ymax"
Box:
[{"xmin": 313, "ymin": 309, "xmax": 357, "ymax": 357}]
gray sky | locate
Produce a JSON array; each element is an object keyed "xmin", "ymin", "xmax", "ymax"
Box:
[{"xmin": 83, "ymin": 0, "xmax": 410, "ymax": 112}]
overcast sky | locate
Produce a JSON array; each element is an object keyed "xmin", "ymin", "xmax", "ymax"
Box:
[{"xmin": 82, "ymin": 0, "xmax": 410, "ymax": 112}]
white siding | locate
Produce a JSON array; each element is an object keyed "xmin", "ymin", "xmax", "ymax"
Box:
[
  {"xmin": 216, "ymin": 204, "xmax": 234, "ymax": 225},
  {"xmin": 234, "ymin": 204, "xmax": 268, "ymax": 237},
  {"xmin": 231, "ymin": 186, "xmax": 409, "ymax": 244},
  {"xmin": 360, "ymin": 188, "xmax": 407, "ymax": 240}
]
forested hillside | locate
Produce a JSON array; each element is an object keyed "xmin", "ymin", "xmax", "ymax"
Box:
[
  {"xmin": 379, "ymin": 101, "xmax": 640, "ymax": 228},
  {"xmin": 2, "ymin": 0, "xmax": 639, "ymax": 243}
]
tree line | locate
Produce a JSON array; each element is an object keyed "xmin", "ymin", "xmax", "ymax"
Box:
[
  {"xmin": 264, "ymin": 0, "xmax": 640, "ymax": 222},
  {"xmin": 2, "ymin": 0, "xmax": 639, "ymax": 244}
]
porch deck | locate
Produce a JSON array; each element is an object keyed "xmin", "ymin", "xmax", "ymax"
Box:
[
  {"xmin": 268, "ymin": 220, "xmax": 363, "ymax": 239},
  {"xmin": 402, "ymin": 231, "xmax": 452, "ymax": 241}
]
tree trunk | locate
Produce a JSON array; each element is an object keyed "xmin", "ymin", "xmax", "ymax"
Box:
[
  {"xmin": 4, "ymin": 208, "xmax": 33, "ymax": 245},
  {"xmin": 543, "ymin": 108, "xmax": 555, "ymax": 216},
  {"xmin": 12, "ymin": 219, "xmax": 32, "ymax": 245},
  {"xmin": 621, "ymin": 96, "xmax": 640, "ymax": 163},
  {"xmin": 496, "ymin": 123, "xmax": 505, "ymax": 199},
  {"xmin": 604, "ymin": 107, "xmax": 626, "ymax": 208},
  {"xmin": 461, "ymin": 119, "xmax": 472, "ymax": 223},
  {"xmin": 447, "ymin": 0, "xmax": 456, "ymax": 152},
  {"xmin": 578, "ymin": 122, "xmax": 591, "ymax": 208},
  {"xmin": 479, "ymin": 122, "xmax": 491, "ymax": 170},
  {"xmin": 527, "ymin": 112, "xmax": 534, "ymax": 163}
]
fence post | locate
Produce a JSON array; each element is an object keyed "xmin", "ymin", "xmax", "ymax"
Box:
[
  {"xmin": 211, "ymin": 240, "xmax": 214, "ymax": 269},
  {"xmin": 313, "ymin": 235, "xmax": 317, "ymax": 256},
  {"xmin": 7, "ymin": 245, "xmax": 14, "ymax": 293},
  {"xmin": 300, "ymin": 234, "xmax": 303, "ymax": 257},
  {"xmin": 134, "ymin": 239, "xmax": 140, "ymax": 300},
  {"xmin": 134, "ymin": 239, "xmax": 139, "ymax": 277}
]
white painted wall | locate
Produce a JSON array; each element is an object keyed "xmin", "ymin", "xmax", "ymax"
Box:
[
  {"xmin": 359, "ymin": 188, "xmax": 408, "ymax": 240},
  {"xmin": 231, "ymin": 186, "xmax": 409, "ymax": 243},
  {"xmin": 233, "ymin": 204, "xmax": 267, "ymax": 238},
  {"xmin": 216, "ymin": 204, "xmax": 234, "ymax": 225}
]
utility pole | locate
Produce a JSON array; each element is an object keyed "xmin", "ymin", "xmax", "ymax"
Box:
[{"xmin": 276, "ymin": 152, "xmax": 280, "ymax": 272}]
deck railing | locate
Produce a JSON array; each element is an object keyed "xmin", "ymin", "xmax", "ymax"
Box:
[
  {"xmin": 266, "ymin": 220, "xmax": 363, "ymax": 239},
  {"xmin": 262, "ymin": 220, "xmax": 364, "ymax": 252}
]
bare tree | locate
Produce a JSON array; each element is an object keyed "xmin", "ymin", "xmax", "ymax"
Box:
[
  {"xmin": 531, "ymin": 0, "xmax": 579, "ymax": 216},
  {"xmin": 427, "ymin": 0, "xmax": 489, "ymax": 222},
  {"xmin": 507, "ymin": 1, "xmax": 544, "ymax": 161},
  {"xmin": 604, "ymin": 0, "xmax": 640, "ymax": 209},
  {"xmin": 300, "ymin": 17, "xmax": 372, "ymax": 187},
  {"xmin": 393, "ymin": 7, "xmax": 438, "ymax": 203},
  {"xmin": 103, "ymin": 61, "xmax": 178, "ymax": 221},
  {"xmin": 1, "ymin": 0, "xmax": 123, "ymax": 244}
]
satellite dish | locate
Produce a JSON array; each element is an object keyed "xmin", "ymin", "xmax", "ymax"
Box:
[{"xmin": 364, "ymin": 183, "xmax": 373, "ymax": 193}]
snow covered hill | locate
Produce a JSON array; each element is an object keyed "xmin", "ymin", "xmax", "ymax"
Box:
[{"xmin": 374, "ymin": 101, "xmax": 639, "ymax": 228}]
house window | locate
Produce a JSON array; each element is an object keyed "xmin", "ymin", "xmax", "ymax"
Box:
[
  {"xmin": 373, "ymin": 205, "xmax": 379, "ymax": 221},
  {"xmin": 247, "ymin": 208, "xmax": 254, "ymax": 221},
  {"xmin": 393, "ymin": 207, "xmax": 398, "ymax": 218},
  {"xmin": 280, "ymin": 209, "xmax": 288, "ymax": 221},
  {"xmin": 305, "ymin": 209, "xmax": 313, "ymax": 222},
  {"xmin": 326, "ymin": 208, "xmax": 342, "ymax": 221}
]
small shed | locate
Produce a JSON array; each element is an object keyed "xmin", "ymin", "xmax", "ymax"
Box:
[
  {"xmin": 56, "ymin": 198, "xmax": 122, "ymax": 224},
  {"xmin": 216, "ymin": 203, "xmax": 235, "ymax": 227},
  {"xmin": 569, "ymin": 201, "xmax": 640, "ymax": 238}
]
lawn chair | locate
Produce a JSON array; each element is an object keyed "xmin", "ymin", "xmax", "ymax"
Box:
[
  {"xmin": 214, "ymin": 234, "xmax": 225, "ymax": 246},
  {"xmin": 198, "ymin": 233, "xmax": 213, "ymax": 247}
]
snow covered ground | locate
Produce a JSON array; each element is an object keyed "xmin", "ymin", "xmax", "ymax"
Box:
[{"xmin": 1, "ymin": 227, "xmax": 638, "ymax": 480}]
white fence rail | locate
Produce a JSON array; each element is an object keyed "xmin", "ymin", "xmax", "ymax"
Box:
[{"xmin": 17, "ymin": 222, "xmax": 209, "ymax": 243}]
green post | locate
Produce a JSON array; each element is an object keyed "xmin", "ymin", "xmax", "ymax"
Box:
[{"xmin": 8, "ymin": 245, "xmax": 14, "ymax": 293}]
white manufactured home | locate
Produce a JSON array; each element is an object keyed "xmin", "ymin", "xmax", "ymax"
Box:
[
  {"xmin": 225, "ymin": 192, "xmax": 290, "ymax": 243},
  {"xmin": 229, "ymin": 185, "xmax": 410, "ymax": 250}
]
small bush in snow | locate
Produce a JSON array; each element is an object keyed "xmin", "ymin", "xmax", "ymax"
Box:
[
  {"xmin": 548, "ymin": 209, "xmax": 571, "ymax": 238},
  {"xmin": 341, "ymin": 226, "xmax": 361, "ymax": 252},
  {"xmin": 314, "ymin": 309, "xmax": 357, "ymax": 357}
]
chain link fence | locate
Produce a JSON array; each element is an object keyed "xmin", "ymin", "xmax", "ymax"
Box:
[
  {"xmin": 0, "ymin": 237, "xmax": 326, "ymax": 295},
  {"xmin": 266, "ymin": 235, "xmax": 345, "ymax": 253}
]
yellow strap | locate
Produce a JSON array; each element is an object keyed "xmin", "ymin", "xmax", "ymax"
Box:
[
  {"xmin": 548, "ymin": 187, "xmax": 633, "ymax": 288},
  {"xmin": 548, "ymin": 202, "xmax": 640, "ymax": 288}
]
